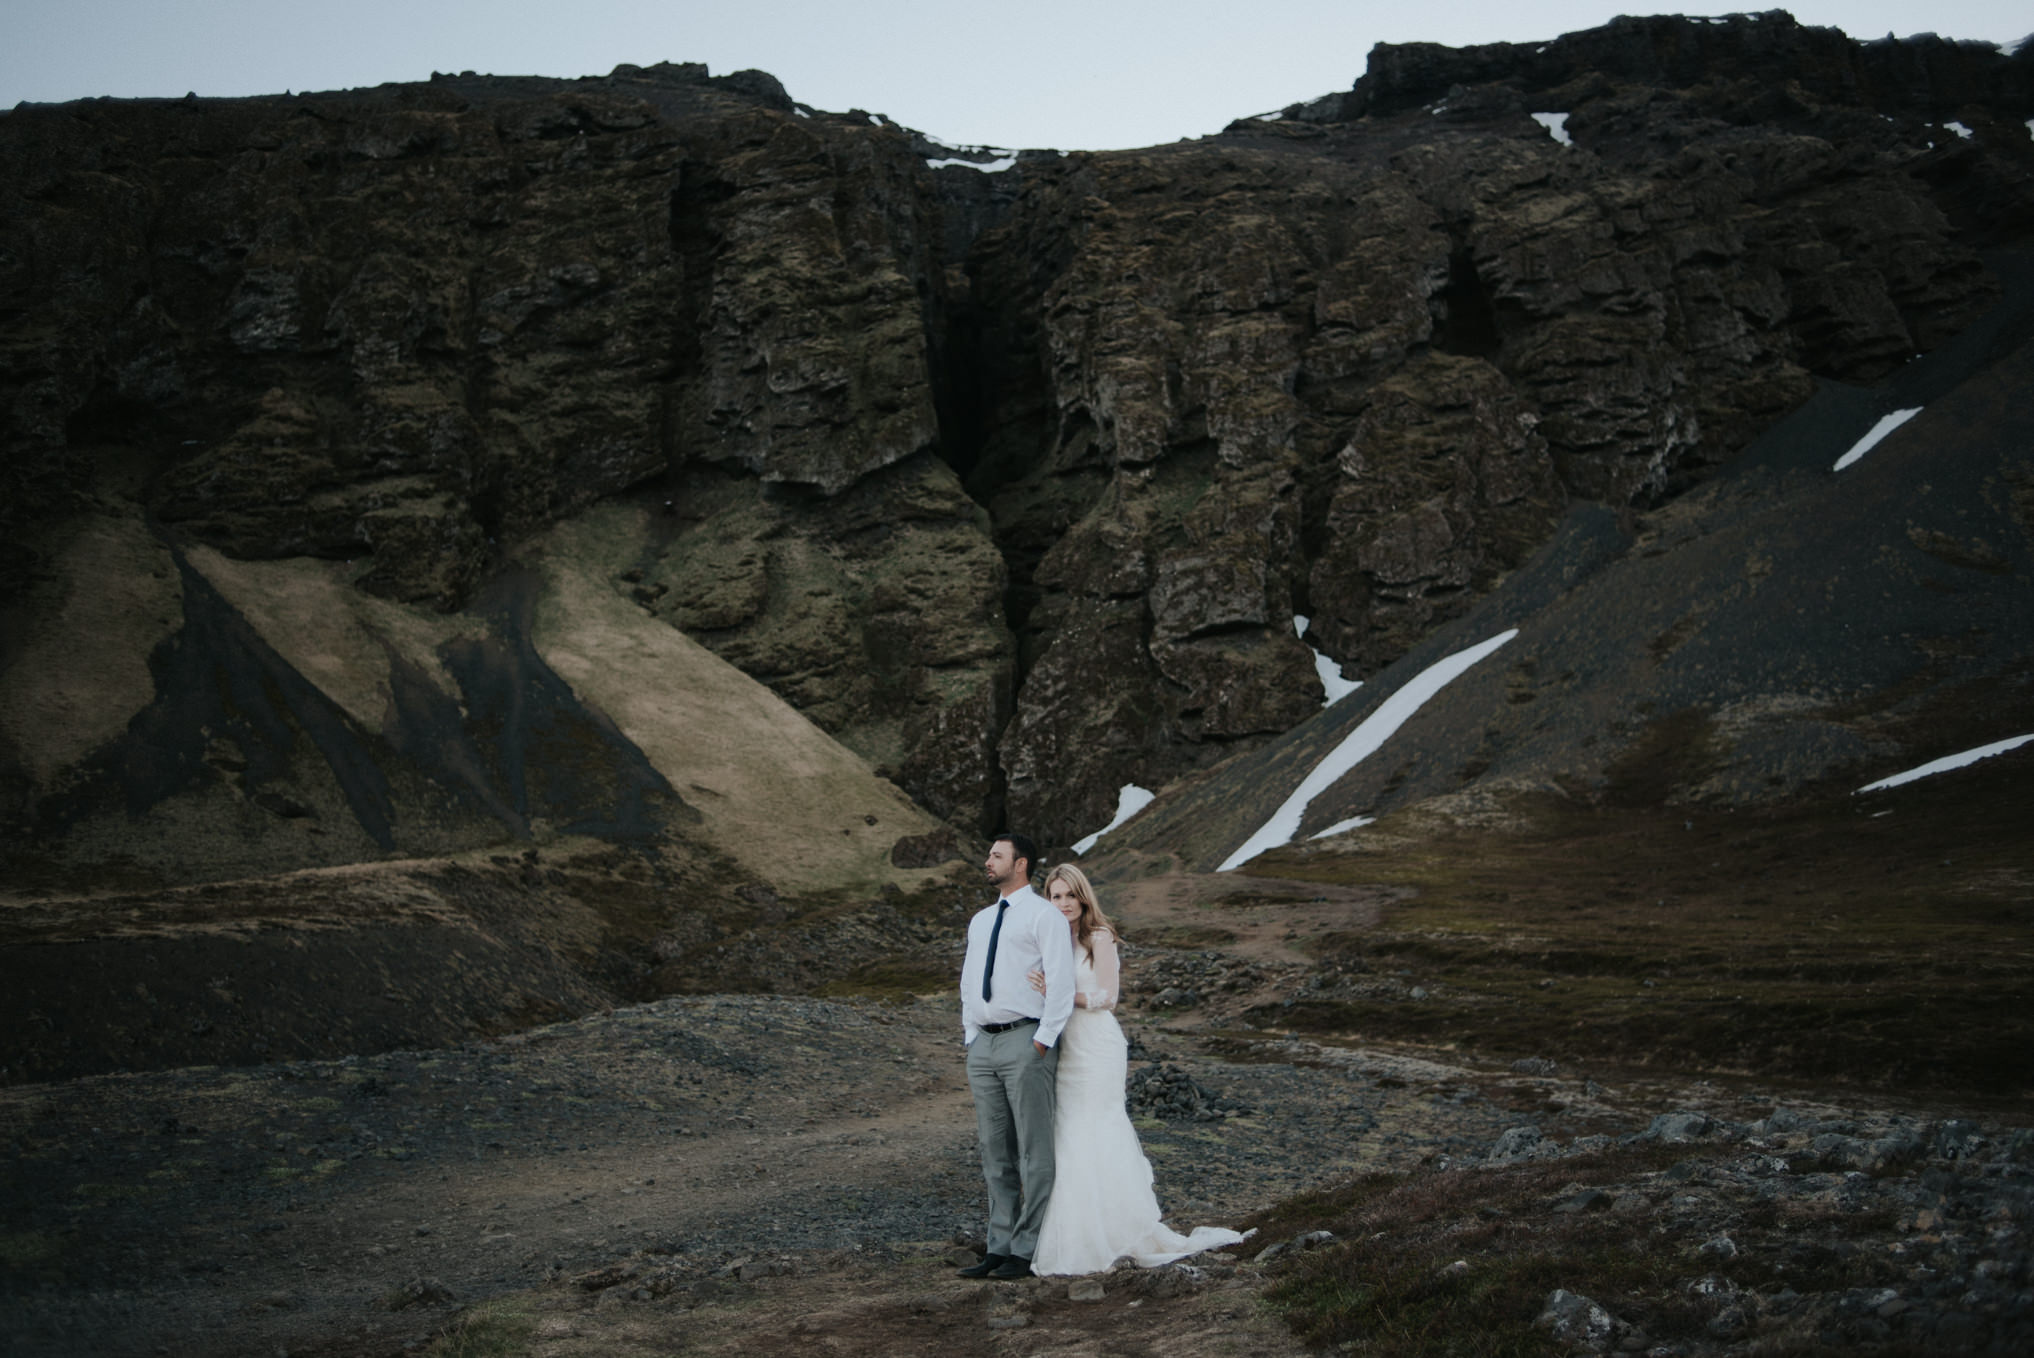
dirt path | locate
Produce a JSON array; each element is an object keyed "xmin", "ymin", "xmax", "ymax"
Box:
[
  {"xmin": 6, "ymin": 949, "xmax": 2010, "ymax": 1357},
  {"xmin": 0, "ymin": 980, "xmax": 1625, "ymax": 1358}
]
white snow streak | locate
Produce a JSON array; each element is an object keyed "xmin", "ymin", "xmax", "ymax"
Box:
[
  {"xmin": 1832, "ymin": 407, "xmax": 1922, "ymax": 471},
  {"xmin": 1532, "ymin": 112, "xmax": 1573, "ymax": 147},
  {"xmin": 925, "ymin": 154, "xmax": 1018, "ymax": 173},
  {"xmin": 1218, "ymin": 629, "xmax": 1518, "ymax": 872},
  {"xmin": 1293, "ymin": 615, "xmax": 1362, "ymax": 707},
  {"xmin": 1855, "ymin": 735, "xmax": 2034, "ymax": 793},
  {"xmin": 1946, "ymin": 121, "xmax": 1974, "ymax": 140},
  {"xmin": 1310, "ymin": 815, "xmax": 1376, "ymax": 840},
  {"xmin": 1072, "ymin": 784, "xmax": 1157, "ymax": 854}
]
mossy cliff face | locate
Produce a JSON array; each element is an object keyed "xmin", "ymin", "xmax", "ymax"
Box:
[
  {"xmin": 956, "ymin": 14, "xmax": 2026, "ymax": 839},
  {"xmin": 0, "ymin": 63, "xmax": 1000, "ymax": 866},
  {"xmin": 4, "ymin": 16, "xmax": 2032, "ymax": 855}
]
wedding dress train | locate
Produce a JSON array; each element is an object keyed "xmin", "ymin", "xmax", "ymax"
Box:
[{"xmin": 1032, "ymin": 930, "xmax": 1249, "ymax": 1276}]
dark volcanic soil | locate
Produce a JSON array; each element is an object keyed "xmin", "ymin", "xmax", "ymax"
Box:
[{"xmin": 4, "ymin": 979, "xmax": 2026, "ymax": 1357}]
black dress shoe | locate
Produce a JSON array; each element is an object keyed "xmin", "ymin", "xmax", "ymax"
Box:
[
  {"xmin": 988, "ymin": 1255, "xmax": 1034, "ymax": 1279},
  {"xmin": 957, "ymin": 1252, "xmax": 1008, "ymax": 1278}
]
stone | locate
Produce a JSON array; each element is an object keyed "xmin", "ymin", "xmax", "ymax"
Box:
[
  {"xmin": 1134, "ymin": 1264, "xmax": 1206, "ymax": 1299},
  {"xmin": 383, "ymin": 1277, "xmax": 456, "ymax": 1310},
  {"xmin": 1536, "ymin": 1289, "xmax": 1628, "ymax": 1354},
  {"xmin": 1697, "ymin": 1233, "xmax": 1738, "ymax": 1261},
  {"xmin": 1935, "ymin": 1120, "xmax": 1986, "ymax": 1160},
  {"xmin": 1645, "ymin": 1112, "xmax": 1715, "ymax": 1144},
  {"xmin": 892, "ymin": 830, "xmax": 963, "ymax": 869},
  {"xmin": 1068, "ymin": 1278, "xmax": 1105, "ymax": 1302}
]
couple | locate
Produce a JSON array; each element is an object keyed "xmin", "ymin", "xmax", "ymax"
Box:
[{"xmin": 957, "ymin": 832, "xmax": 1247, "ymax": 1279}]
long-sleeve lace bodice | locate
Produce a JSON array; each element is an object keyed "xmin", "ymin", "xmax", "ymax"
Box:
[{"xmin": 1076, "ymin": 928, "xmax": 1120, "ymax": 1011}]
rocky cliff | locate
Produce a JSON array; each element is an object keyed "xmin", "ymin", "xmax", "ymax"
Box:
[{"xmin": 4, "ymin": 12, "xmax": 2032, "ymax": 876}]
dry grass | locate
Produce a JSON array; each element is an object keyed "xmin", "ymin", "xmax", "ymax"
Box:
[
  {"xmin": 1230, "ymin": 1139, "xmax": 1954, "ymax": 1357},
  {"xmin": 1240, "ymin": 747, "xmax": 2034, "ymax": 1097},
  {"xmin": 1239, "ymin": 1148, "xmax": 1692, "ymax": 1354}
]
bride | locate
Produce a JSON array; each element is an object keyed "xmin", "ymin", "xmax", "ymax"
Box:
[{"xmin": 1026, "ymin": 864, "xmax": 1249, "ymax": 1276}]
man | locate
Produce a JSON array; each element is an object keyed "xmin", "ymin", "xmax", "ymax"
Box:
[{"xmin": 956, "ymin": 831, "xmax": 1075, "ymax": 1280}]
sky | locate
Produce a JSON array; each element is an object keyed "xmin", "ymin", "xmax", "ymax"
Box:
[{"xmin": 3, "ymin": 1, "xmax": 2028, "ymax": 152}]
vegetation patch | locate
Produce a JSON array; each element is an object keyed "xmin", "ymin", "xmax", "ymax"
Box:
[
  {"xmin": 419, "ymin": 1299, "xmax": 536, "ymax": 1357},
  {"xmin": 814, "ymin": 961, "xmax": 953, "ymax": 1003},
  {"xmin": 1246, "ymin": 1147, "xmax": 1728, "ymax": 1354},
  {"xmin": 0, "ymin": 1230, "xmax": 60, "ymax": 1269},
  {"xmin": 1143, "ymin": 924, "xmax": 1241, "ymax": 948},
  {"xmin": 1243, "ymin": 750, "xmax": 2034, "ymax": 1096}
]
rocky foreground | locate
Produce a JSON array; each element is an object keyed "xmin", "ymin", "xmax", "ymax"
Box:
[{"xmin": 2, "ymin": 988, "xmax": 2027, "ymax": 1357}]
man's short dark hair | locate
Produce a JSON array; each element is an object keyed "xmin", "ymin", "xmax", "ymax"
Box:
[{"xmin": 994, "ymin": 831, "xmax": 1038, "ymax": 877}]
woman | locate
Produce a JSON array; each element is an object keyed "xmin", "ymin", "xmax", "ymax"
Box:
[{"xmin": 1026, "ymin": 863, "xmax": 1249, "ymax": 1276}]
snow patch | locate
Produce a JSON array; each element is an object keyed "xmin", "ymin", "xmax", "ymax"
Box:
[
  {"xmin": 2025, "ymin": 118, "xmax": 2034, "ymax": 142},
  {"xmin": 1832, "ymin": 407, "xmax": 1922, "ymax": 471},
  {"xmin": 1072, "ymin": 784, "xmax": 1158, "ymax": 855},
  {"xmin": 1946, "ymin": 121, "xmax": 1974, "ymax": 140},
  {"xmin": 1218, "ymin": 629, "xmax": 1518, "ymax": 872},
  {"xmin": 1310, "ymin": 815, "xmax": 1376, "ymax": 840},
  {"xmin": 1293, "ymin": 615, "xmax": 1362, "ymax": 706},
  {"xmin": 925, "ymin": 153, "xmax": 1018, "ymax": 173},
  {"xmin": 1855, "ymin": 735, "xmax": 2034, "ymax": 794},
  {"xmin": 1532, "ymin": 112, "xmax": 1572, "ymax": 147}
]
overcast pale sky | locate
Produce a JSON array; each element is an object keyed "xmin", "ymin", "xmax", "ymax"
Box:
[{"xmin": 4, "ymin": 1, "xmax": 2027, "ymax": 151}]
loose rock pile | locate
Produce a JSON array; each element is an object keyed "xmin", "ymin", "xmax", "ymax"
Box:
[{"xmin": 1127, "ymin": 1062, "xmax": 1254, "ymax": 1123}]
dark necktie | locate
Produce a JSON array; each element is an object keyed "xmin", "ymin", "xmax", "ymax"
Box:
[{"xmin": 982, "ymin": 899, "xmax": 1009, "ymax": 1001}]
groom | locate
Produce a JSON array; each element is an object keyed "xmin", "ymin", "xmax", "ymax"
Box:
[{"xmin": 957, "ymin": 831, "xmax": 1075, "ymax": 1280}]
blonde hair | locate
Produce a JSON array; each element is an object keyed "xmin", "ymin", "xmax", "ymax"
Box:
[{"xmin": 1042, "ymin": 863, "xmax": 1123, "ymax": 964}]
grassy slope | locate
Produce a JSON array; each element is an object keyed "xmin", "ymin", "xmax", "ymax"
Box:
[
  {"xmin": 529, "ymin": 507, "xmax": 949, "ymax": 894},
  {"xmin": 1228, "ymin": 745, "xmax": 2034, "ymax": 1099}
]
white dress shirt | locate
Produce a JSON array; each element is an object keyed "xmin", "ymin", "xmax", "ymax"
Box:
[{"xmin": 960, "ymin": 884, "xmax": 1076, "ymax": 1048}]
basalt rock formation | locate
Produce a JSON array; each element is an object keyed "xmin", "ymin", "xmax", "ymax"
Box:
[{"xmin": 4, "ymin": 12, "xmax": 2033, "ymax": 876}]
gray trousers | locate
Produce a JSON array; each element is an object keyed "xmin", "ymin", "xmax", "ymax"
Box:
[{"xmin": 966, "ymin": 1024, "xmax": 1059, "ymax": 1259}]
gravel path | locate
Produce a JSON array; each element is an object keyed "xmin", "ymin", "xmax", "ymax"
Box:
[
  {"xmin": 0, "ymin": 989, "xmax": 1592, "ymax": 1356},
  {"xmin": 4, "ymin": 989, "xmax": 2021, "ymax": 1356}
]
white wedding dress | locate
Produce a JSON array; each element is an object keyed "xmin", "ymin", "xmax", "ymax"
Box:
[{"xmin": 1032, "ymin": 928, "xmax": 1249, "ymax": 1276}]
